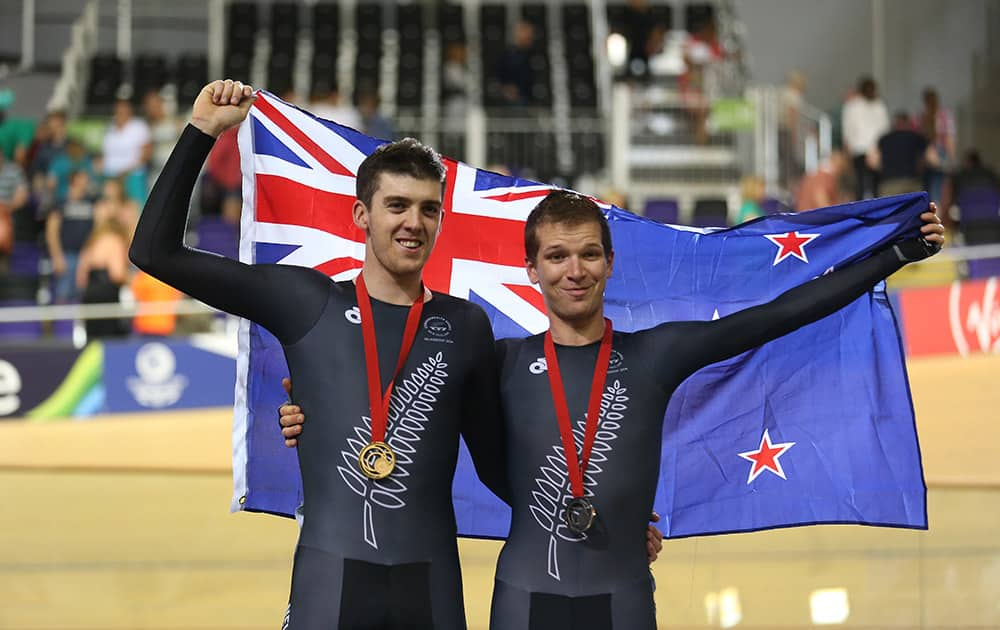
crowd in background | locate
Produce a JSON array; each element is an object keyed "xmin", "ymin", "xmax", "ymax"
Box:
[
  {"xmin": 1, "ymin": 17, "xmax": 999, "ymax": 342},
  {"xmin": 740, "ymin": 74, "xmax": 999, "ymax": 228},
  {"xmin": 0, "ymin": 91, "xmax": 188, "ymax": 339}
]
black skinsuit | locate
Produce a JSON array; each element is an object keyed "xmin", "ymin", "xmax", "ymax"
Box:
[
  {"xmin": 130, "ymin": 125, "xmax": 507, "ymax": 629},
  {"xmin": 491, "ymin": 242, "xmax": 919, "ymax": 629}
]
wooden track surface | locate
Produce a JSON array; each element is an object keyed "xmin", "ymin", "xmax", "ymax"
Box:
[{"xmin": 1, "ymin": 354, "xmax": 998, "ymax": 628}]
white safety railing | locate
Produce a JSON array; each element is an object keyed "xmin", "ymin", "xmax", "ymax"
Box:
[
  {"xmin": 748, "ymin": 84, "xmax": 832, "ymax": 201},
  {"xmin": 47, "ymin": 1, "xmax": 97, "ymax": 116}
]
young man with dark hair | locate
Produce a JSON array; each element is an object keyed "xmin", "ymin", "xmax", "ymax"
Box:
[{"xmin": 130, "ymin": 79, "xmax": 509, "ymax": 629}]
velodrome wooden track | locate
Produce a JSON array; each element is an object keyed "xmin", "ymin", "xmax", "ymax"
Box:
[{"xmin": 1, "ymin": 354, "xmax": 998, "ymax": 629}]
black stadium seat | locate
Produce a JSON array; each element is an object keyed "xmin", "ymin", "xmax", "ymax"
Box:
[
  {"xmin": 397, "ymin": 4, "xmax": 425, "ymax": 108},
  {"xmin": 175, "ymin": 53, "xmax": 207, "ymax": 105},
  {"xmin": 87, "ymin": 53, "xmax": 123, "ymax": 107},
  {"xmin": 354, "ymin": 3, "xmax": 383, "ymax": 102},
  {"xmin": 691, "ymin": 198, "xmax": 729, "ymax": 227},
  {"xmin": 132, "ymin": 53, "xmax": 169, "ymax": 102},
  {"xmin": 311, "ymin": 3, "xmax": 340, "ymax": 95}
]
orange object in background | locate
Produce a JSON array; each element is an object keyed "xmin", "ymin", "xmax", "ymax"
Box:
[{"xmin": 130, "ymin": 270, "xmax": 182, "ymax": 335}]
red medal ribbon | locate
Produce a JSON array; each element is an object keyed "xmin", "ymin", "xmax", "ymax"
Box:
[
  {"xmin": 543, "ymin": 318, "xmax": 613, "ymax": 499},
  {"xmin": 356, "ymin": 274, "xmax": 425, "ymax": 443}
]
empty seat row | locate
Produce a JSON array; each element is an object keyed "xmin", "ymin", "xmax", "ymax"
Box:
[{"xmin": 87, "ymin": 53, "xmax": 206, "ymax": 108}]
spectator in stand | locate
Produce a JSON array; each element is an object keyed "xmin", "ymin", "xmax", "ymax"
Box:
[
  {"xmin": 130, "ymin": 269, "xmax": 183, "ymax": 336},
  {"xmin": 357, "ymin": 89, "xmax": 395, "ymax": 140},
  {"xmin": 779, "ymin": 71, "xmax": 806, "ymax": 187},
  {"xmin": 496, "ymin": 20, "xmax": 537, "ymax": 107},
  {"xmin": 48, "ymin": 137, "xmax": 96, "ymax": 206},
  {"xmin": 681, "ymin": 16, "xmax": 725, "ymax": 144},
  {"xmin": 869, "ymin": 111, "xmax": 938, "ymax": 197},
  {"xmin": 442, "ymin": 42, "xmax": 469, "ymax": 117},
  {"xmin": 914, "ymin": 87, "xmax": 956, "ymax": 206},
  {"xmin": 309, "ymin": 86, "xmax": 361, "ymax": 129},
  {"xmin": 842, "ymin": 76, "xmax": 889, "ymax": 199},
  {"xmin": 4, "ymin": 147, "xmax": 44, "ymax": 263},
  {"xmin": 796, "ymin": 150, "xmax": 848, "ymax": 212},
  {"xmin": 735, "ymin": 175, "xmax": 766, "ymax": 223},
  {"xmin": 94, "ymin": 176, "xmax": 140, "ymax": 240},
  {"xmin": 0, "ymin": 147, "xmax": 29, "ymax": 270},
  {"xmin": 144, "ymin": 90, "xmax": 181, "ymax": 189},
  {"xmin": 0, "ymin": 89, "xmax": 36, "ymax": 167},
  {"xmin": 952, "ymin": 149, "xmax": 999, "ymax": 196},
  {"xmin": 76, "ymin": 216, "xmax": 131, "ymax": 339},
  {"xmin": 102, "ymin": 97, "xmax": 152, "ymax": 204},
  {"xmin": 45, "ymin": 170, "xmax": 96, "ymax": 303},
  {"xmin": 26, "ymin": 111, "xmax": 68, "ymax": 182},
  {"xmin": 941, "ymin": 149, "xmax": 1000, "ymax": 232},
  {"xmin": 201, "ymin": 126, "xmax": 242, "ymax": 224}
]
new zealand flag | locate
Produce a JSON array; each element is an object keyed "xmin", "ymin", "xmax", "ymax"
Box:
[{"xmin": 232, "ymin": 91, "xmax": 927, "ymax": 538}]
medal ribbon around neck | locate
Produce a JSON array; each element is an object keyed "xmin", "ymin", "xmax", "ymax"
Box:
[
  {"xmin": 355, "ymin": 273, "xmax": 425, "ymax": 472},
  {"xmin": 543, "ymin": 318, "xmax": 613, "ymax": 500}
]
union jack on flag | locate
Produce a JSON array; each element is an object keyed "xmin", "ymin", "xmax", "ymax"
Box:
[{"xmin": 232, "ymin": 90, "xmax": 928, "ymax": 538}]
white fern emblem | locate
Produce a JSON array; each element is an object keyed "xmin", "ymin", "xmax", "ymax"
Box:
[
  {"xmin": 337, "ymin": 352, "xmax": 449, "ymax": 549},
  {"xmin": 529, "ymin": 380, "xmax": 628, "ymax": 581}
]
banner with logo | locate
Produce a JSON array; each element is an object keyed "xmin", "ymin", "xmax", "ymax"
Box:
[
  {"xmin": 102, "ymin": 339, "xmax": 237, "ymax": 413},
  {"xmin": 898, "ymin": 276, "xmax": 1000, "ymax": 357},
  {"xmin": 0, "ymin": 346, "xmax": 82, "ymax": 419}
]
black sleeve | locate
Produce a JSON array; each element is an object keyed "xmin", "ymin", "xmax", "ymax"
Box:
[
  {"xmin": 129, "ymin": 124, "xmax": 332, "ymax": 346},
  {"xmin": 458, "ymin": 307, "xmax": 510, "ymax": 505},
  {"xmin": 653, "ymin": 245, "xmax": 910, "ymax": 379}
]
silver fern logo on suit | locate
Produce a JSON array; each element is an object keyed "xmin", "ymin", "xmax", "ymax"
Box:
[
  {"xmin": 530, "ymin": 379, "xmax": 630, "ymax": 581},
  {"xmin": 336, "ymin": 352, "xmax": 450, "ymax": 549}
]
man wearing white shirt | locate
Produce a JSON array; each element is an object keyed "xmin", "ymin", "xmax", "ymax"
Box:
[
  {"xmin": 841, "ymin": 76, "xmax": 889, "ymax": 200},
  {"xmin": 102, "ymin": 98, "xmax": 152, "ymax": 201}
]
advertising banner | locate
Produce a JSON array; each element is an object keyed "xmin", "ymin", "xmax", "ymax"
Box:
[
  {"xmin": 898, "ymin": 277, "xmax": 1000, "ymax": 357},
  {"xmin": 0, "ymin": 346, "xmax": 82, "ymax": 418},
  {"xmin": 103, "ymin": 339, "xmax": 236, "ymax": 413}
]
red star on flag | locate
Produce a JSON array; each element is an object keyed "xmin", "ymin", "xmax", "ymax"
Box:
[
  {"xmin": 738, "ymin": 428, "xmax": 795, "ymax": 484},
  {"xmin": 764, "ymin": 231, "xmax": 820, "ymax": 265}
]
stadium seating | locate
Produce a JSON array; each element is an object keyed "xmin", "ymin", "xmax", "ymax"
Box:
[
  {"xmin": 225, "ymin": 2, "xmax": 257, "ymax": 81},
  {"xmin": 354, "ymin": 2, "xmax": 383, "ymax": 102},
  {"xmin": 480, "ymin": 4, "xmax": 508, "ymax": 108},
  {"xmin": 175, "ymin": 53, "xmax": 208, "ymax": 106},
  {"xmin": 268, "ymin": 3, "xmax": 299, "ymax": 97},
  {"xmin": 396, "ymin": 4, "xmax": 425, "ymax": 108},
  {"xmin": 691, "ymin": 198, "xmax": 729, "ymax": 227},
  {"xmin": 521, "ymin": 4, "xmax": 552, "ymax": 107},
  {"xmin": 86, "ymin": 53, "xmax": 123, "ymax": 107},
  {"xmin": 311, "ymin": 2, "xmax": 340, "ymax": 95},
  {"xmin": 131, "ymin": 53, "xmax": 169, "ymax": 103},
  {"xmin": 957, "ymin": 187, "xmax": 1000, "ymax": 279},
  {"xmin": 195, "ymin": 216, "xmax": 239, "ymax": 261},
  {"xmin": 0, "ymin": 300, "xmax": 43, "ymax": 340},
  {"xmin": 563, "ymin": 4, "xmax": 597, "ymax": 110},
  {"xmin": 644, "ymin": 198, "xmax": 680, "ymax": 224}
]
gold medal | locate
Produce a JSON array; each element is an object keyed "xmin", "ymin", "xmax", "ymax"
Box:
[{"xmin": 359, "ymin": 441, "xmax": 396, "ymax": 479}]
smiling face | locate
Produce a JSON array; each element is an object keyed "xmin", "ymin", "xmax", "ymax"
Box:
[
  {"xmin": 353, "ymin": 172, "xmax": 443, "ymax": 281},
  {"xmin": 526, "ymin": 219, "xmax": 613, "ymax": 328}
]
